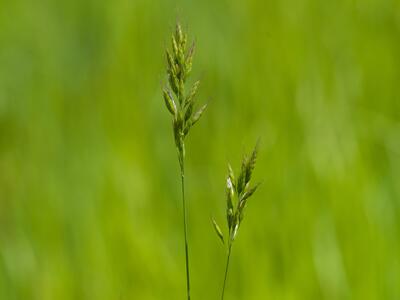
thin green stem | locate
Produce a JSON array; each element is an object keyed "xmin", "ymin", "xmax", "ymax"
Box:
[
  {"xmin": 180, "ymin": 151, "xmax": 191, "ymax": 300},
  {"xmin": 221, "ymin": 243, "xmax": 232, "ymax": 300}
]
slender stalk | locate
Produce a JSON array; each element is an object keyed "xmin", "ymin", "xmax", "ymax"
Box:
[
  {"xmin": 163, "ymin": 23, "xmax": 207, "ymax": 300},
  {"xmin": 179, "ymin": 151, "xmax": 191, "ymax": 300},
  {"xmin": 213, "ymin": 143, "xmax": 260, "ymax": 300},
  {"xmin": 221, "ymin": 243, "xmax": 232, "ymax": 300}
]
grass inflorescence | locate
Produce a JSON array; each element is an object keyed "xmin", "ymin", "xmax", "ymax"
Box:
[
  {"xmin": 162, "ymin": 22, "xmax": 207, "ymax": 300},
  {"xmin": 212, "ymin": 141, "xmax": 260, "ymax": 300}
]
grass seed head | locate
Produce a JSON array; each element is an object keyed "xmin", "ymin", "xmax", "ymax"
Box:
[
  {"xmin": 212, "ymin": 141, "xmax": 260, "ymax": 244},
  {"xmin": 163, "ymin": 23, "xmax": 207, "ymax": 158}
]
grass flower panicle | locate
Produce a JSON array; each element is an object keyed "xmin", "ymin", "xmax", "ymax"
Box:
[
  {"xmin": 212, "ymin": 141, "xmax": 260, "ymax": 300},
  {"xmin": 162, "ymin": 22, "xmax": 207, "ymax": 300}
]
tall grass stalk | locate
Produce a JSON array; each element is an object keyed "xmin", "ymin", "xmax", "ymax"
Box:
[
  {"xmin": 162, "ymin": 23, "xmax": 207, "ymax": 300},
  {"xmin": 212, "ymin": 142, "xmax": 260, "ymax": 300}
]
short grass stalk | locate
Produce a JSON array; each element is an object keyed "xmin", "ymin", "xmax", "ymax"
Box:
[{"xmin": 212, "ymin": 142, "xmax": 260, "ymax": 300}]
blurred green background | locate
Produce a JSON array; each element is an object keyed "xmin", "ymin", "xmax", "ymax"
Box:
[{"xmin": 0, "ymin": 0, "xmax": 399, "ymax": 299}]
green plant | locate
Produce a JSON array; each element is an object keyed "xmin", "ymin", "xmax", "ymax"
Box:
[
  {"xmin": 212, "ymin": 142, "xmax": 260, "ymax": 300},
  {"xmin": 162, "ymin": 23, "xmax": 207, "ymax": 300}
]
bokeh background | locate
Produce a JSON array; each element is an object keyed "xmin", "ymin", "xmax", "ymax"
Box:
[{"xmin": 0, "ymin": 0, "xmax": 399, "ymax": 299}]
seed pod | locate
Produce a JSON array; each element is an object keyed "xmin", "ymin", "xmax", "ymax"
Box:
[
  {"xmin": 228, "ymin": 164, "xmax": 235, "ymax": 189},
  {"xmin": 185, "ymin": 41, "xmax": 195, "ymax": 76},
  {"xmin": 179, "ymin": 79, "xmax": 185, "ymax": 102},
  {"xmin": 227, "ymin": 208, "xmax": 234, "ymax": 231},
  {"xmin": 166, "ymin": 50, "xmax": 174, "ymax": 69},
  {"xmin": 178, "ymin": 47, "xmax": 186, "ymax": 70},
  {"xmin": 231, "ymin": 222, "xmax": 239, "ymax": 241},
  {"xmin": 237, "ymin": 154, "xmax": 248, "ymax": 196},
  {"xmin": 191, "ymin": 103, "xmax": 207, "ymax": 126},
  {"xmin": 175, "ymin": 23, "xmax": 184, "ymax": 45},
  {"xmin": 163, "ymin": 89, "xmax": 176, "ymax": 115},
  {"xmin": 245, "ymin": 142, "xmax": 259, "ymax": 184},
  {"xmin": 240, "ymin": 182, "xmax": 260, "ymax": 203},
  {"xmin": 171, "ymin": 35, "xmax": 178, "ymax": 57},
  {"xmin": 184, "ymin": 101, "xmax": 193, "ymax": 122},
  {"xmin": 186, "ymin": 41, "xmax": 195, "ymax": 64},
  {"xmin": 185, "ymin": 81, "xmax": 200, "ymax": 107},
  {"xmin": 169, "ymin": 73, "xmax": 179, "ymax": 95},
  {"xmin": 212, "ymin": 218, "xmax": 225, "ymax": 245},
  {"xmin": 176, "ymin": 112, "xmax": 183, "ymax": 130},
  {"xmin": 182, "ymin": 33, "xmax": 187, "ymax": 50},
  {"xmin": 226, "ymin": 177, "xmax": 234, "ymax": 210}
]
